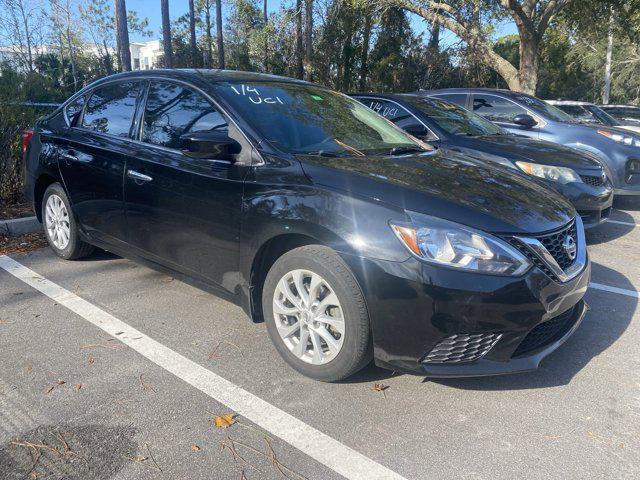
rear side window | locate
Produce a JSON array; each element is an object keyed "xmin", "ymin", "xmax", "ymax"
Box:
[
  {"xmin": 472, "ymin": 94, "xmax": 527, "ymax": 123},
  {"xmin": 431, "ymin": 93, "xmax": 467, "ymax": 107},
  {"xmin": 82, "ymin": 82, "xmax": 142, "ymax": 137},
  {"xmin": 142, "ymin": 81, "xmax": 227, "ymax": 150},
  {"xmin": 65, "ymin": 95, "xmax": 85, "ymax": 126}
]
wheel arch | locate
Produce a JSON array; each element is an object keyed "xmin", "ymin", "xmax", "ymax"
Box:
[{"xmin": 33, "ymin": 173, "xmax": 61, "ymax": 222}]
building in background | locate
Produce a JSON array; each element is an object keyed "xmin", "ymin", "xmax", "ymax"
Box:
[{"xmin": 130, "ymin": 40, "xmax": 162, "ymax": 70}]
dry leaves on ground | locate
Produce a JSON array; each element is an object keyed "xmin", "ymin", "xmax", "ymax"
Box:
[
  {"xmin": 214, "ymin": 414, "xmax": 237, "ymax": 429},
  {"xmin": 0, "ymin": 232, "xmax": 47, "ymax": 256}
]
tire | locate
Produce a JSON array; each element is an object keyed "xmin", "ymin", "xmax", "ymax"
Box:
[
  {"xmin": 262, "ymin": 245, "xmax": 372, "ymax": 382},
  {"xmin": 42, "ymin": 183, "xmax": 94, "ymax": 260}
]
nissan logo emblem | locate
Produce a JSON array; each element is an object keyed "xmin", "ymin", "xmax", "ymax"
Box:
[{"xmin": 564, "ymin": 235, "xmax": 577, "ymax": 261}]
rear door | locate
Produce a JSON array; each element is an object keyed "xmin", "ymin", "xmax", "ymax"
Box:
[
  {"xmin": 57, "ymin": 81, "xmax": 144, "ymax": 246},
  {"xmin": 124, "ymin": 80, "xmax": 246, "ymax": 290}
]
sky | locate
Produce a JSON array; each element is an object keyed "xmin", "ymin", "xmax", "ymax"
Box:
[{"xmin": 125, "ymin": 0, "xmax": 518, "ymax": 45}]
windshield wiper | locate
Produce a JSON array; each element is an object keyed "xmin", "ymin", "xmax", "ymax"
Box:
[
  {"xmin": 301, "ymin": 150, "xmax": 344, "ymax": 157},
  {"xmin": 387, "ymin": 145, "xmax": 428, "ymax": 156}
]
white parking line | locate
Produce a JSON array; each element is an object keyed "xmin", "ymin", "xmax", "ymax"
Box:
[
  {"xmin": 607, "ymin": 219, "xmax": 637, "ymax": 227},
  {"xmin": 589, "ymin": 282, "xmax": 640, "ymax": 299},
  {"xmin": 0, "ymin": 255, "xmax": 407, "ymax": 480}
]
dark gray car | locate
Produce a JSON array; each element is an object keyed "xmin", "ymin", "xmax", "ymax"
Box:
[{"xmin": 421, "ymin": 88, "xmax": 640, "ymax": 197}]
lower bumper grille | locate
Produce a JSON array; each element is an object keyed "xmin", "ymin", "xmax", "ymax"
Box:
[
  {"xmin": 513, "ymin": 306, "xmax": 576, "ymax": 357},
  {"xmin": 580, "ymin": 174, "xmax": 605, "ymax": 187},
  {"xmin": 423, "ymin": 333, "xmax": 502, "ymax": 364}
]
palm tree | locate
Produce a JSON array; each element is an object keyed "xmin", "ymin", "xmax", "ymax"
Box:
[{"xmin": 161, "ymin": 0, "xmax": 173, "ymax": 68}]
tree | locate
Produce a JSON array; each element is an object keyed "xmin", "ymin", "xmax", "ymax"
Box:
[
  {"xmin": 189, "ymin": 0, "xmax": 198, "ymax": 66},
  {"xmin": 216, "ymin": 0, "xmax": 225, "ymax": 68},
  {"xmin": 201, "ymin": 0, "xmax": 213, "ymax": 68},
  {"xmin": 295, "ymin": 0, "xmax": 304, "ymax": 79},
  {"xmin": 388, "ymin": 0, "xmax": 573, "ymax": 94},
  {"xmin": 0, "ymin": 0, "xmax": 46, "ymax": 73},
  {"xmin": 114, "ymin": 0, "xmax": 131, "ymax": 71},
  {"xmin": 161, "ymin": 0, "xmax": 173, "ymax": 67},
  {"xmin": 304, "ymin": 0, "xmax": 313, "ymax": 80}
]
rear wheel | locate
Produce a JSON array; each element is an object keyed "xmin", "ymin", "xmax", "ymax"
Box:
[
  {"xmin": 262, "ymin": 245, "xmax": 372, "ymax": 381},
  {"xmin": 42, "ymin": 183, "xmax": 94, "ymax": 260}
]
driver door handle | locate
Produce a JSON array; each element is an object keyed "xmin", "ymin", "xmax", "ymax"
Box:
[{"xmin": 127, "ymin": 170, "xmax": 153, "ymax": 183}]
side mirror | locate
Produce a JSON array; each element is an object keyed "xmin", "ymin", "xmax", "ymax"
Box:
[
  {"xmin": 179, "ymin": 130, "xmax": 241, "ymax": 160},
  {"xmin": 404, "ymin": 124, "xmax": 430, "ymax": 138},
  {"xmin": 513, "ymin": 114, "xmax": 538, "ymax": 128}
]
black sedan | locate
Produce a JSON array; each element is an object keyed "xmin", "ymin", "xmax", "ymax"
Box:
[
  {"xmin": 23, "ymin": 70, "xmax": 589, "ymax": 380},
  {"xmin": 352, "ymin": 93, "xmax": 613, "ymax": 228}
]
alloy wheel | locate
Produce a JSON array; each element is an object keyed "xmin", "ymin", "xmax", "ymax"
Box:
[
  {"xmin": 272, "ymin": 269, "xmax": 345, "ymax": 365},
  {"xmin": 45, "ymin": 194, "xmax": 71, "ymax": 250}
]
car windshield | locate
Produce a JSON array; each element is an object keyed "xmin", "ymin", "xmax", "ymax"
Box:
[
  {"xmin": 587, "ymin": 105, "xmax": 621, "ymax": 126},
  {"xmin": 403, "ymin": 96, "xmax": 504, "ymax": 136},
  {"xmin": 215, "ymin": 81, "xmax": 426, "ymax": 155},
  {"xmin": 512, "ymin": 93, "xmax": 575, "ymax": 122}
]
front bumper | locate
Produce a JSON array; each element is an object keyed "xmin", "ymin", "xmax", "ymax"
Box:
[
  {"xmin": 341, "ymin": 246, "xmax": 591, "ymax": 377},
  {"xmin": 549, "ymin": 180, "xmax": 613, "ymax": 228}
]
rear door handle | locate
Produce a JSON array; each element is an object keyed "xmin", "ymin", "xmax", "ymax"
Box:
[
  {"xmin": 60, "ymin": 151, "xmax": 78, "ymax": 163},
  {"xmin": 127, "ymin": 169, "xmax": 153, "ymax": 183}
]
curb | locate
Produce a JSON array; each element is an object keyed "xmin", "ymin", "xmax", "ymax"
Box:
[{"xmin": 0, "ymin": 216, "xmax": 41, "ymax": 236}]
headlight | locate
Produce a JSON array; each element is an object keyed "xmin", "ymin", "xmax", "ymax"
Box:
[
  {"xmin": 390, "ymin": 213, "xmax": 531, "ymax": 276},
  {"xmin": 515, "ymin": 161, "xmax": 582, "ymax": 184},
  {"xmin": 597, "ymin": 129, "xmax": 640, "ymax": 147}
]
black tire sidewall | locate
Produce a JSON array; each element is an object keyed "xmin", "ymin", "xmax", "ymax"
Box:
[
  {"xmin": 42, "ymin": 183, "xmax": 82, "ymax": 260},
  {"xmin": 262, "ymin": 246, "xmax": 371, "ymax": 381}
]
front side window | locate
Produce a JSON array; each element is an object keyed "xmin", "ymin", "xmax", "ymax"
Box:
[
  {"xmin": 82, "ymin": 82, "xmax": 142, "ymax": 137},
  {"xmin": 511, "ymin": 93, "xmax": 573, "ymax": 122},
  {"xmin": 142, "ymin": 81, "xmax": 228, "ymax": 150},
  {"xmin": 404, "ymin": 97, "xmax": 503, "ymax": 137},
  {"xmin": 216, "ymin": 82, "xmax": 425, "ymax": 155},
  {"xmin": 360, "ymin": 98, "xmax": 433, "ymax": 136},
  {"xmin": 472, "ymin": 94, "xmax": 528, "ymax": 123}
]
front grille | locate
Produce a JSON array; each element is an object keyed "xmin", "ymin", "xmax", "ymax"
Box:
[
  {"xmin": 538, "ymin": 221, "xmax": 577, "ymax": 271},
  {"xmin": 422, "ymin": 333, "xmax": 502, "ymax": 364},
  {"xmin": 512, "ymin": 306, "xmax": 576, "ymax": 357},
  {"xmin": 580, "ymin": 174, "xmax": 605, "ymax": 187}
]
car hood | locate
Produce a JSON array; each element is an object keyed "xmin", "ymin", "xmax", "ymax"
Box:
[
  {"xmin": 455, "ymin": 134, "xmax": 602, "ymax": 169},
  {"xmin": 298, "ymin": 148, "xmax": 574, "ymax": 235}
]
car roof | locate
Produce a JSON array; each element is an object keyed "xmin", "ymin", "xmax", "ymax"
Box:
[
  {"xmin": 546, "ymin": 100, "xmax": 594, "ymax": 106},
  {"xmin": 601, "ymin": 104, "xmax": 640, "ymax": 108},
  {"xmin": 80, "ymin": 69, "xmax": 319, "ymax": 92},
  {"xmin": 417, "ymin": 87, "xmax": 516, "ymax": 96}
]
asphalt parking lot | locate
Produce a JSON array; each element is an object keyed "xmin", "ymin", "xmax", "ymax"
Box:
[{"xmin": 1, "ymin": 203, "xmax": 639, "ymax": 480}]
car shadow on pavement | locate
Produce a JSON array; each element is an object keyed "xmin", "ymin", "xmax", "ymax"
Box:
[
  {"xmin": 613, "ymin": 196, "xmax": 640, "ymax": 211},
  {"xmin": 586, "ymin": 210, "xmax": 636, "ymax": 245},
  {"xmin": 428, "ymin": 261, "xmax": 636, "ymax": 391}
]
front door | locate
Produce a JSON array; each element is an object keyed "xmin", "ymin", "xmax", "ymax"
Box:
[
  {"xmin": 57, "ymin": 81, "xmax": 144, "ymax": 245},
  {"xmin": 124, "ymin": 80, "xmax": 246, "ymax": 291}
]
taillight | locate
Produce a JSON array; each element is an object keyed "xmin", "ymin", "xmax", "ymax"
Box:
[{"xmin": 21, "ymin": 129, "xmax": 34, "ymax": 154}]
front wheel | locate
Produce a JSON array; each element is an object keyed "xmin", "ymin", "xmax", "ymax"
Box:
[
  {"xmin": 42, "ymin": 183, "xmax": 94, "ymax": 260},
  {"xmin": 262, "ymin": 245, "xmax": 372, "ymax": 382}
]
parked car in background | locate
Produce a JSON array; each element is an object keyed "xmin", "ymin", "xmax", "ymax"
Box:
[
  {"xmin": 546, "ymin": 100, "xmax": 640, "ymax": 134},
  {"xmin": 352, "ymin": 93, "xmax": 613, "ymax": 227},
  {"xmin": 599, "ymin": 104, "xmax": 640, "ymax": 127},
  {"xmin": 23, "ymin": 70, "xmax": 590, "ymax": 380},
  {"xmin": 422, "ymin": 88, "xmax": 640, "ymax": 197}
]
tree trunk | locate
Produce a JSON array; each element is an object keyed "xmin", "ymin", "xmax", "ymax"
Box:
[
  {"xmin": 161, "ymin": 0, "xmax": 173, "ymax": 68},
  {"xmin": 189, "ymin": 0, "xmax": 198, "ymax": 67},
  {"xmin": 215, "ymin": 0, "xmax": 224, "ymax": 69},
  {"xmin": 428, "ymin": 20, "xmax": 440, "ymax": 50},
  {"xmin": 114, "ymin": 0, "xmax": 131, "ymax": 71},
  {"xmin": 603, "ymin": 8, "xmax": 615, "ymax": 104},
  {"xmin": 358, "ymin": 12, "xmax": 372, "ymax": 91},
  {"xmin": 204, "ymin": 0, "xmax": 213, "ymax": 68},
  {"xmin": 263, "ymin": 0, "xmax": 268, "ymax": 71},
  {"xmin": 304, "ymin": 0, "xmax": 313, "ymax": 81},
  {"xmin": 295, "ymin": 0, "xmax": 304, "ymax": 79},
  {"xmin": 516, "ymin": 30, "xmax": 539, "ymax": 94},
  {"xmin": 17, "ymin": 0, "xmax": 34, "ymax": 72}
]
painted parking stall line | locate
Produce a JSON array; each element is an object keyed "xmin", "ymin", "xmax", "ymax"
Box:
[
  {"xmin": 606, "ymin": 219, "xmax": 637, "ymax": 227},
  {"xmin": 589, "ymin": 282, "xmax": 640, "ymax": 299},
  {"xmin": 0, "ymin": 255, "xmax": 407, "ymax": 480}
]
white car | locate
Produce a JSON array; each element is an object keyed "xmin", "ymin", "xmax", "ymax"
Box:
[{"xmin": 547, "ymin": 100, "xmax": 640, "ymax": 134}]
